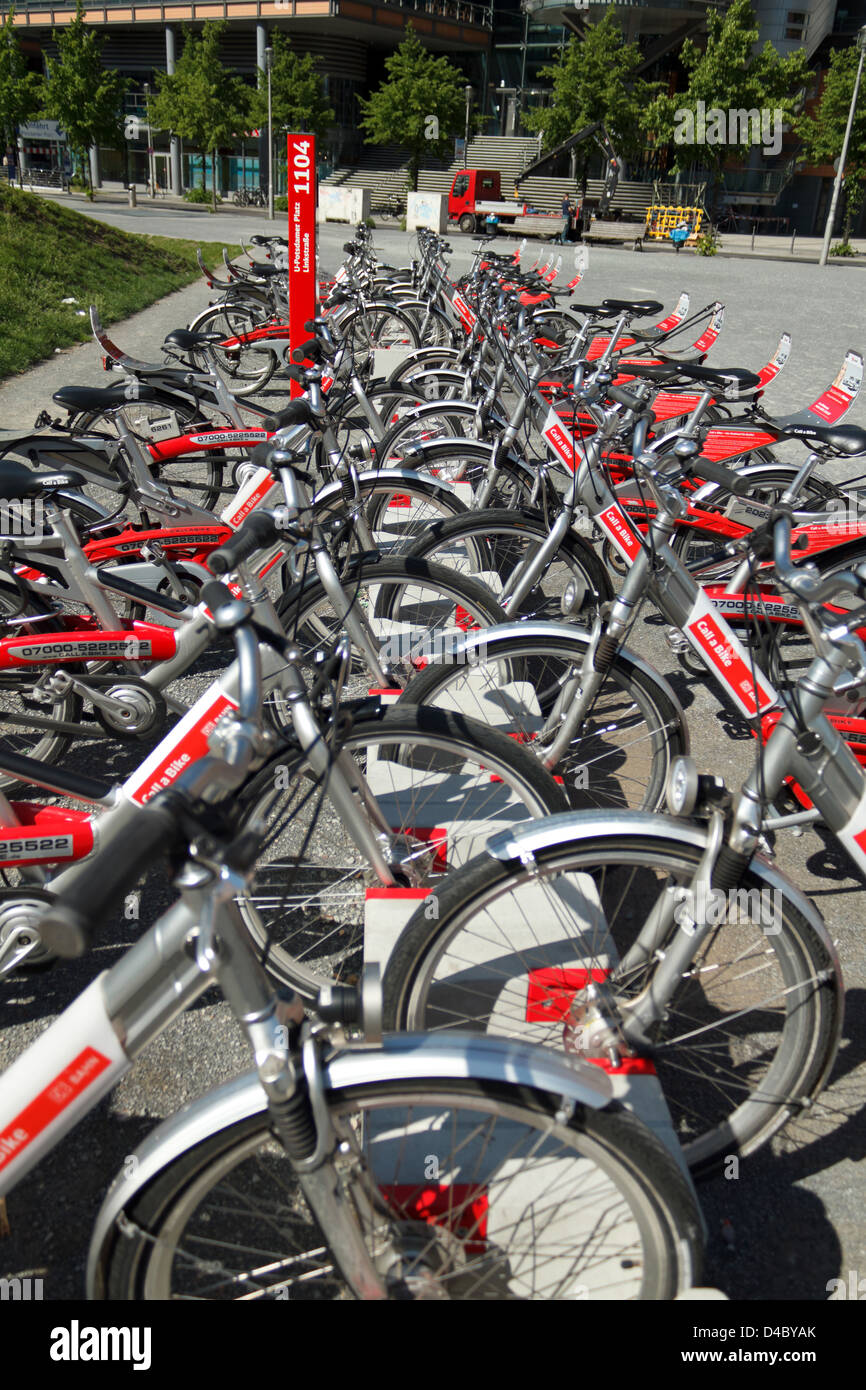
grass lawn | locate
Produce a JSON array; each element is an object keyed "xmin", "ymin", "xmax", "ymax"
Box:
[{"xmin": 0, "ymin": 184, "xmax": 240, "ymax": 379}]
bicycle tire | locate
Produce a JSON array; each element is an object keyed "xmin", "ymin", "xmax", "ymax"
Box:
[
  {"xmin": 381, "ymin": 827, "xmax": 841, "ymax": 1175},
  {"xmin": 312, "ymin": 472, "xmax": 469, "ymax": 559},
  {"xmin": 400, "ymin": 628, "xmax": 687, "ymax": 812},
  {"xmin": 190, "ymin": 304, "xmax": 278, "ymax": 397},
  {"xmin": 276, "ymin": 555, "xmax": 509, "ymax": 699},
  {"xmin": 100, "ymin": 1076, "xmax": 702, "ymax": 1299},
  {"xmin": 0, "ymin": 592, "xmax": 83, "ymax": 789},
  {"xmin": 333, "ymin": 303, "xmax": 421, "ymax": 370},
  {"xmin": 233, "ymin": 703, "xmax": 568, "ymax": 995}
]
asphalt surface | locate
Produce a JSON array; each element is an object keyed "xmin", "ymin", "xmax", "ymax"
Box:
[{"xmin": 0, "ymin": 215, "xmax": 864, "ymax": 1302}]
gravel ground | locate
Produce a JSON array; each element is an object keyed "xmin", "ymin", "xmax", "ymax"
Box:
[{"xmin": 0, "ymin": 221, "xmax": 864, "ymax": 1302}]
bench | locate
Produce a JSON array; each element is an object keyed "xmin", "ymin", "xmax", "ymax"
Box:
[{"xmin": 582, "ymin": 220, "xmax": 644, "ymax": 251}]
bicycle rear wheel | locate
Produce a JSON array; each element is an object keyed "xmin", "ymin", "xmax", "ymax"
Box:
[
  {"xmin": 191, "ymin": 304, "xmax": 277, "ymax": 397},
  {"xmin": 100, "ymin": 1077, "xmax": 702, "ymax": 1300}
]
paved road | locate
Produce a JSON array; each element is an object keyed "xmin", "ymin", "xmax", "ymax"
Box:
[{"xmin": 0, "ymin": 220, "xmax": 864, "ymax": 1301}]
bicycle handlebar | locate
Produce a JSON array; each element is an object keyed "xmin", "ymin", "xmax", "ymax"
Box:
[
  {"xmin": 772, "ymin": 512, "xmax": 866, "ymax": 604},
  {"xmin": 39, "ymin": 800, "xmax": 180, "ymax": 957}
]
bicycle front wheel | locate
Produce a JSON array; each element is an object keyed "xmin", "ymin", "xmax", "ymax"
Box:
[
  {"xmin": 403, "ymin": 506, "xmax": 613, "ymax": 624},
  {"xmin": 276, "ymin": 556, "xmax": 508, "ymax": 700},
  {"xmin": 234, "ymin": 703, "xmax": 567, "ymax": 995},
  {"xmin": 101, "ymin": 1077, "xmax": 701, "ymax": 1300},
  {"xmin": 382, "ymin": 827, "xmax": 842, "ymax": 1174},
  {"xmin": 400, "ymin": 630, "xmax": 687, "ymax": 812}
]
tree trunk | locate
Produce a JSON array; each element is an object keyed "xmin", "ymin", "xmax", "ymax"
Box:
[
  {"xmin": 408, "ymin": 152, "xmax": 419, "ymax": 193},
  {"xmin": 842, "ymin": 190, "xmax": 852, "ymax": 245},
  {"xmin": 200, "ymin": 154, "xmax": 206, "ymax": 191},
  {"xmin": 211, "ymin": 150, "xmax": 217, "ymax": 212}
]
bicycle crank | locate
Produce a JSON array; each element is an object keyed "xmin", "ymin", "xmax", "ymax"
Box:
[{"xmin": 0, "ymin": 891, "xmax": 56, "ymax": 977}]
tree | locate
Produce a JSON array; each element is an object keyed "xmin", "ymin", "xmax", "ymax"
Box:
[
  {"xmin": 797, "ymin": 43, "xmax": 866, "ymax": 244},
  {"xmin": 525, "ymin": 8, "xmax": 660, "ymax": 194},
  {"xmin": 42, "ymin": 0, "xmax": 127, "ymax": 196},
  {"xmin": 646, "ymin": 0, "xmax": 810, "ymax": 207},
  {"xmin": 358, "ymin": 25, "xmax": 465, "ymax": 191},
  {"xmin": 249, "ymin": 32, "xmax": 334, "ymax": 143},
  {"xmin": 0, "ymin": 7, "xmax": 42, "ymax": 179},
  {"xmin": 150, "ymin": 21, "xmax": 250, "ymax": 211}
]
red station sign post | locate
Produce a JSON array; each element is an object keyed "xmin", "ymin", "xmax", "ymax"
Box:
[{"xmin": 286, "ymin": 134, "xmax": 317, "ymax": 399}]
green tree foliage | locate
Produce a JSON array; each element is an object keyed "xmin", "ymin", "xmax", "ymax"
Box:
[
  {"xmin": 249, "ymin": 32, "xmax": 334, "ymax": 143},
  {"xmin": 647, "ymin": 0, "xmax": 810, "ymax": 190},
  {"xmin": 42, "ymin": 0, "xmax": 127, "ymax": 195},
  {"xmin": 358, "ymin": 25, "xmax": 465, "ymax": 191},
  {"xmin": 797, "ymin": 42, "xmax": 866, "ymax": 242},
  {"xmin": 0, "ymin": 8, "xmax": 43, "ymax": 167},
  {"xmin": 150, "ymin": 21, "xmax": 250, "ymax": 211},
  {"xmin": 526, "ymin": 6, "xmax": 660, "ymax": 184}
]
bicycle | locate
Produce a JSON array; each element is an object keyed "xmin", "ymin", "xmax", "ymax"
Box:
[
  {"xmin": 0, "ymin": 582, "xmax": 703, "ymax": 1300},
  {"xmin": 380, "ymin": 502, "xmax": 852, "ymax": 1178}
]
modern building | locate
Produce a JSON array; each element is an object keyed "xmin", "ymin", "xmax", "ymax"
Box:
[
  {"xmin": 4, "ymin": 0, "xmax": 492, "ymax": 190},
  {"xmin": 3, "ymin": 0, "xmax": 865, "ymax": 234}
]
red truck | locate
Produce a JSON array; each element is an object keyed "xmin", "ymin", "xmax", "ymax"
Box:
[{"xmin": 448, "ymin": 169, "xmax": 566, "ymax": 238}]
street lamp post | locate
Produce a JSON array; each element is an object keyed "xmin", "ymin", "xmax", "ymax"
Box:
[
  {"xmin": 819, "ymin": 24, "xmax": 866, "ymax": 266},
  {"xmin": 464, "ymin": 85, "xmax": 473, "ymax": 167},
  {"xmin": 143, "ymin": 82, "xmax": 155, "ymax": 196},
  {"xmin": 265, "ymin": 45, "xmax": 274, "ymax": 222},
  {"xmin": 518, "ymin": 0, "xmax": 543, "ymax": 137}
]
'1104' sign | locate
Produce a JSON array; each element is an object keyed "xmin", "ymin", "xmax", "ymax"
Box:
[{"xmin": 287, "ymin": 134, "xmax": 317, "ymax": 398}]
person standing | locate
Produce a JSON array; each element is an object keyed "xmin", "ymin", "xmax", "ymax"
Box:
[{"xmin": 560, "ymin": 194, "xmax": 573, "ymax": 244}]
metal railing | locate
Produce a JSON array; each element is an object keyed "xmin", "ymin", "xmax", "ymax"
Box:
[
  {"xmin": 380, "ymin": 0, "xmax": 492, "ymax": 26},
  {"xmin": 3, "ymin": 0, "xmax": 493, "ymax": 19}
]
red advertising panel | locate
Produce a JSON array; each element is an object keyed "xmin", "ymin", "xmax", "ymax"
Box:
[{"xmin": 286, "ymin": 134, "xmax": 317, "ymax": 399}]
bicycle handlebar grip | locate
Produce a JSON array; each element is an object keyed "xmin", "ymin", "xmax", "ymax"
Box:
[
  {"xmin": 692, "ymin": 458, "xmax": 755, "ymax": 499},
  {"xmin": 38, "ymin": 801, "xmax": 180, "ymax": 957},
  {"xmin": 606, "ymin": 384, "xmax": 649, "ymax": 414},
  {"xmin": 291, "ymin": 339, "xmax": 325, "ymax": 365},
  {"xmin": 208, "ymin": 511, "xmax": 280, "ymax": 576},
  {"xmin": 283, "ymin": 364, "xmax": 307, "ymax": 385}
]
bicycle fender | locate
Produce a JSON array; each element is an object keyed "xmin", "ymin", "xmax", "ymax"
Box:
[
  {"xmin": 86, "ymin": 1032, "xmax": 613, "ymax": 1297},
  {"xmin": 312, "ymin": 468, "xmax": 461, "ymax": 509},
  {"xmin": 404, "ymin": 439, "xmax": 537, "ymax": 487}
]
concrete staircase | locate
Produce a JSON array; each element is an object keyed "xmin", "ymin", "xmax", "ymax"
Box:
[
  {"xmin": 323, "ymin": 136, "xmax": 654, "ymax": 222},
  {"xmin": 519, "ymin": 175, "xmax": 654, "ymax": 221}
]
